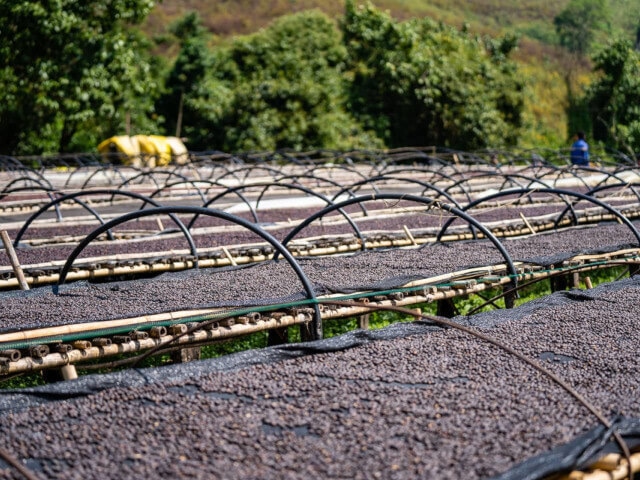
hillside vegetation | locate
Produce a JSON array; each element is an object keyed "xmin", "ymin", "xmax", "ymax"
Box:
[
  {"xmin": 1, "ymin": 0, "xmax": 638, "ymax": 156},
  {"xmin": 143, "ymin": 0, "xmax": 638, "ymax": 149},
  {"xmin": 145, "ymin": 0, "xmax": 637, "ymax": 56},
  {"xmin": 145, "ymin": 0, "xmax": 632, "ymax": 41}
]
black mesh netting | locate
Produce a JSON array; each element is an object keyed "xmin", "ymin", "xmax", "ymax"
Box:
[{"xmin": 1, "ymin": 277, "xmax": 640, "ymax": 479}]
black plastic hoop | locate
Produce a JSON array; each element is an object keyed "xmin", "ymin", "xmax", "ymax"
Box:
[
  {"xmin": 276, "ymin": 193, "xmax": 519, "ymax": 292},
  {"xmin": 54, "ymin": 206, "xmax": 323, "ymax": 341}
]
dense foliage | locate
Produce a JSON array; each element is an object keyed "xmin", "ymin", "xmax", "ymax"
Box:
[
  {"xmin": 0, "ymin": 0, "xmax": 160, "ymax": 155},
  {"xmin": 164, "ymin": 11, "xmax": 380, "ymax": 152},
  {"xmin": 0, "ymin": 1, "xmax": 638, "ymax": 155},
  {"xmin": 587, "ymin": 39, "xmax": 640, "ymax": 157},
  {"xmin": 554, "ymin": 0, "xmax": 611, "ymax": 56},
  {"xmin": 342, "ymin": 1, "xmax": 524, "ymax": 150},
  {"xmin": 167, "ymin": 3, "xmax": 525, "ymax": 152}
]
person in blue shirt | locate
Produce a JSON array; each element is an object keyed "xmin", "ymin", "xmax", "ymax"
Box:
[{"xmin": 570, "ymin": 131, "xmax": 590, "ymax": 166}]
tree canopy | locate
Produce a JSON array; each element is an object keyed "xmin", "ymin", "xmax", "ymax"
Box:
[
  {"xmin": 554, "ymin": 0, "xmax": 611, "ymax": 56},
  {"xmin": 168, "ymin": 11, "xmax": 380, "ymax": 152},
  {"xmin": 160, "ymin": 3, "xmax": 526, "ymax": 152},
  {"xmin": 0, "ymin": 0, "xmax": 160, "ymax": 155},
  {"xmin": 0, "ymin": 1, "xmax": 636, "ymax": 157},
  {"xmin": 587, "ymin": 38, "xmax": 640, "ymax": 157},
  {"xmin": 342, "ymin": 1, "xmax": 524, "ymax": 150}
]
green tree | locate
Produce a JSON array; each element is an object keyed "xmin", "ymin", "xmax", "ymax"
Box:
[
  {"xmin": 156, "ymin": 12, "xmax": 212, "ymax": 139},
  {"xmin": 554, "ymin": 0, "xmax": 611, "ymax": 56},
  {"xmin": 587, "ymin": 38, "xmax": 640, "ymax": 156},
  {"xmin": 175, "ymin": 11, "xmax": 379, "ymax": 152},
  {"xmin": 0, "ymin": 0, "xmax": 160, "ymax": 155},
  {"xmin": 341, "ymin": 1, "xmax": 525, "ymax": 150}
]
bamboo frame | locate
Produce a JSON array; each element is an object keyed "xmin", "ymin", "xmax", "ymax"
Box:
[
  {"xmin": 0, "ymin": 230, "xmax": 29, "ymax": 290},
  {"xmin": 2, "ymin": 251, "xmax": 638, "ymax": 376},
  {"xmin": 0, "ymin": 313, "xmax": 307, "ymax": 375},
  {"xmin": 2, "ymin": 200, "xmax": 639, "ymax": 289},
  {"xmin": 2, "ymin": 164, "xmax": 640, "ymax": 379},
  {"xmin": 0, "ymin": 252, "xmax": 636, "ymax": 346},
  {"xmin": 559, "ymin": 451, "xmax": 640, "ymax": 480}
]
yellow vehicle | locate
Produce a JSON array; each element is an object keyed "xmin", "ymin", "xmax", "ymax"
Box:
[{"xmin": 97, "ymin": 135, "xmax": 189, "ymax": 167}]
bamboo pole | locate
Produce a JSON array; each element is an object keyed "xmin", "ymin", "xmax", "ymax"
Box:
[
  {"xmin": 402, "ymin": 225, "xmax": 418, "ymax": 246},
  {"xmin": 221, "ymin": 246, "xmax": 238, "ymax": 266},
  {"xmin": 2, "ymin": 314, "xmax": 306, "ymax": 375},
  {"xmin": 519, "ymin": 212, "xmax": 537, "ymax": 235},
  {"xmin": 0, "ymin": 230, "xmax": 29, "ymax": 290},
  {"xmin": 559, "ymin": 451, "xmax": 640, "ymax": 479},
  {"xmin": 0, "ymin": 308, "xmax": 219, "ymax": 344}
]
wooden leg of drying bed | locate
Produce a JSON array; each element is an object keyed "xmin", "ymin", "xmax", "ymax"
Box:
[
  {"xmin": 42, "ymin": 365, "xmax": 78, "ymax": 383},
  {"xmin": 60, "ymin": 364, "xmax": 78, "ymax": 381},
  {"xmin": 170, "ymin": 347, "xmax": 201, "ymax": 364},
  {"xmin": 572, "ymin": 272, "xmax": 580, "ymax": 289},
  {"xmin": 0, "ymin": 230, "xmax": 30, "ymax": 291},
  {"xmin": 359, "ymin": 314, "xmax": 370, "ymax": 330}
]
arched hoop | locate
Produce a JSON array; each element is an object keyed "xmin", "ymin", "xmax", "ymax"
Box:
[
  {"xmin": 436, "ymin": 188, "xmax": 640, "ymax": 246},
  {"xmin": 116, "ymin": 170, "xmax": 191, "ymax": 191},
  {"xmin": 0, "ymin": 176, "xmax": 53, "ymax": 193},
  {"xmin": 332, "ymin": 175, "xmax": 463, "ymax": 210},
  {"xmin": 54, "ymin": 206, "xmax": 322, "ymax": 341},
  {"xmin": 12, "ymin": 190, "xmax": 193, "ymax": 249},
  {"xmin": 69, "ymin": 165, "xmax": 132, "ymax": 189},
  {"xmin": 189, "ymin": 183, "xmax": 365, "ymax": 249},
  {"xmin": 276, "ymin": 193, "xmax": 519, "ymax": 292}
]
